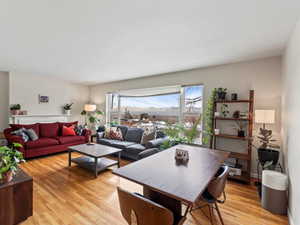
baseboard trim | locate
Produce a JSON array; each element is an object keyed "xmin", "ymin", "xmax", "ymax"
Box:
[{"xmin": 288, "ymin": 209, "xmax": 295, "ymax": 225}]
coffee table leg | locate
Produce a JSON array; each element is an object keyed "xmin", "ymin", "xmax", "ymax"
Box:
[
  {"xmin": 94, "ymin": 157, "xmax": 98, "ymax": 178},
  {"xmin": 68, "ymin": 150, "xmax": 72, "ymax": 167},
  {"xmin": 118, "ymin": 152, "xmax": 121, "ymax": 168}
]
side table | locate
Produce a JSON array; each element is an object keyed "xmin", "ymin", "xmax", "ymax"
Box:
[{"xmin": 0, "ymin": 168, "xmax": 33, "ymax": 225}]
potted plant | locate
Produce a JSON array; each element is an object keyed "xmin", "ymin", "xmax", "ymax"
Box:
[
  {"xmin": 0, "ymin": 143, "xmax": 25, "ymax": 184},
  {"xmin": 63, "ymin": 103, "xmax": 73, "ymax": 115},
  {"xmin": 233, "ymin": 121, "xmax": 246, "ymax": 137},
  {"xmin": 10, "ymin": 104, "xmax": 21, "ymax": 115},
  {"xmin": 81, "ymin": 109, "xmax": 104, "ymax": 130},
  {"xmin": 256, "ymin": 128, "xmax": 279, "ymax": 168},
  {"xmin": 221, "ymin": 104, "xmax": 229, "ymax": 117},
  {"xmin": 203, "ymin": 88, "xmax": 217, "ymax": 145},
  {"xmin": 216, "ymin": 88, "xmax": 227, "ymax": 100}
]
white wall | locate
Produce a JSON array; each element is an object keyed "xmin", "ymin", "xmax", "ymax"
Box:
[
  {"xmin": 0, "ymin": 72, "xmax": 9, "ymax": 131},
  {"xmin": 9, "ymin": 71, "xmax": 89, "ymax": 124},
  {"xmin": 282, "ymin": 19, "xmax": 300, "ymax": 225},
  {"xmin": 90, "ymin": 56, "xmax": 282, "ymax": 176}
]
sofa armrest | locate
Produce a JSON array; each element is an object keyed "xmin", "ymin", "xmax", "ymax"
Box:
[
  {"xmin": 138, "ymin": 148, "xmax": 159, "ymax": 160},
  {"xmin": 82, "ymin": 128, "xmax": 92, "ymax": 142},
  {"xmin": 145, "ymin": 137, "xmax": 169, "ymax": 149}
]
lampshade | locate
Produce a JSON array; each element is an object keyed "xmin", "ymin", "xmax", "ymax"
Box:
[
  {"xmin": 84, "ymin": 104, "xmax": 96, "ymax": 112},
  {"xmin": 255, "ymin": 110, "xmax": 275, "ymax": 124}
]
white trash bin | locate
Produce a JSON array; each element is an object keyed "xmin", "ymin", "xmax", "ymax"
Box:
[{"xmin": 262, "ymin": 170, "xmax": 288, "ymax": 215}]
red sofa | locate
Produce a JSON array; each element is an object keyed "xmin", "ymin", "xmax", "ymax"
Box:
[{"xmin": 4, "ymin": 122, "xmax": 91, "ymax": 159}]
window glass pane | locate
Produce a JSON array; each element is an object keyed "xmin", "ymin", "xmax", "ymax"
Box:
[
  {"xmin": 183, "ymin": 85, "xmax": 203, "ymax": 144},
  {"xmin": 120, "ymin": 94, "xmax": 180, "ymax": 127}
]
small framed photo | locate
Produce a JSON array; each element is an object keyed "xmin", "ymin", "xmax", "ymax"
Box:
[{"xmin": 39, "ymin": 95, "xmax": 49, "ymax": 103}]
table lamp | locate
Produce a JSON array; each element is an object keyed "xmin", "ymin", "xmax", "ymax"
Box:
[
  {"xmin": 255, "ymin": 110, "xmax": 275, "ymax": 129},
  {"xmin": 84, "ymin": 104, "xmax": 97, "ymax": 112}
]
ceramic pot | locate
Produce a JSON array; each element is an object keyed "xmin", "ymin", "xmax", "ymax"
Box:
[
  {"xmin": 257, "ymin": 148, "xmax": 279, "ymax": 167},
  {"xmin": 0, "ymin": 170, "xmax": 13, "ymax": 184},
  {"xmin": 65, "ymin": 110, "xmax": 71, "ymax": 115},
  {"xmin": 11, "ymin": 110, "xmax": 20, "ymax": 115}
]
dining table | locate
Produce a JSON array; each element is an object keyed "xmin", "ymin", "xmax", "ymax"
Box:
[{"xmin": 113, "ymin": 144, "xmax": 229, "ymax": 217}]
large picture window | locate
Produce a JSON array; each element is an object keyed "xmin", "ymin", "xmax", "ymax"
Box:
[{"xmin": 106, "ymin": 85, "xmax": 203, "ymax": 142}]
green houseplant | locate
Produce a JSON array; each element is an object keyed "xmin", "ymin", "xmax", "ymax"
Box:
[
  {"xmin": 63, "ymin": 103, "xmax": 73, "ymax": 115},
  {"xmin": 10, "ymin": 104, "xmax": 21, "ymax": 115},
  {"xmin": 81, "ymin": 109, "xmax": 104, "ymax": 130},
  {"xmin": 0, "ymin": 143, "xmax": 25, "ymax": 183},
  {"xmin": 202, "ymin": 88, "xmax": 217, "ymax": 145},
  {"xmin": 160, "ymin": 116, "xmax": 202, "ymax": 149}
]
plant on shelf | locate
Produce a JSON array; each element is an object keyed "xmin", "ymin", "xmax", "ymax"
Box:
[
  {"xmin": 216, "ymin": 88, "xmax": 227, "ymax": 100},
  {"xmin": 202, "ymin": 88, "xmax": 217, "ymax": 145},
  {"xmin": 0, "ymin": 143, "xmax": 25, "ymax": 183},
  {"xmin": 221, "ymin": 104, "xmax": 229, "ymax": 117},
  {"xmin": 233, "ymin": 121, "xmax": 246, "ymax": 137},
  {"xmin": 63, "ymin": 103, "xmax": 73, "ymax": 115},
  {"xmin": 10, "ymin": 104, "xmax": 21, "ymax": 115}
]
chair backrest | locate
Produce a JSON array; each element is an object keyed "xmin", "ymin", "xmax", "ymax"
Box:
[
  {"xmin": 117, "ymin": 187, "xmax": 174, "ymax": 225},
  {"xmin": 207, "ymin": 165, "xmax": 230, "ymax": 199}
]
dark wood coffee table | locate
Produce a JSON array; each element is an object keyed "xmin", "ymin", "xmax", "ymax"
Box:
[{"xmin": 68, "ymin": 143, "xmax": 122, "ymax": 178}]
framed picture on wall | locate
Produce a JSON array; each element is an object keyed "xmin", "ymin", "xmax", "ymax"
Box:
[{"xmin": 39, "ymin": 95, "xmax": 49, "ymax": 103}]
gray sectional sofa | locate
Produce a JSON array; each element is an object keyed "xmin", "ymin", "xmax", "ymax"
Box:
[{"xmin": 97, "ymin": 125, "xmax": 168, "ymax": 160}]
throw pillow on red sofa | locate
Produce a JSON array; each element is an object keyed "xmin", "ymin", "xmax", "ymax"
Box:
[
  {"xmin": 58, "ymin": 121, "xmax": 78, "ymax": 136},
  {"xmin": 62, "ymin": 125, "xmax": 76, "ymax": 136},
  {"xmin": 10, "ymin": 123, "xmax": 40, "ymax": 137}
]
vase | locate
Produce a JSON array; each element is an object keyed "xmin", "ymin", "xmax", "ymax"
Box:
[
  {"xmin": 65, "ymin": 110, "xmax": 71, "ymax": 115},
  {"xmin": 11, "ymin": 110, "xmax": 20, "ymax": 115},
  {"xmin": 237, "ymin": 130, "xmax": 245, "ymax": 137},
  {"xmin": 0, "ymin": 170, "xmax": 13, "ymax": 184}
]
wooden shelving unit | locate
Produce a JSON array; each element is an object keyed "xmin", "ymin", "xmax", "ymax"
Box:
[{"xmin": 211, "ymin": 90, "xmax": 254, "ymax": 184}]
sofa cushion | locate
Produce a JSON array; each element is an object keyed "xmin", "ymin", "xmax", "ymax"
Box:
[
  {"xmin": 40, "ymin": 123, "xmax": 59, "ymax": 138},
  {"xmin": 124, "ymin": 128, "xmax": 144, "ymax": 143},
  {"xmin": 124, "ymin": 144, "xmax": 146, "ymax": 154},
  {"xmin": 62, "ymin": 125, "xmax": 76, "ymax": 136},
  {"xmin": 98, "ymin": 138, "xmax": 135, "ymax": 149},
  {"xmin": 58, "ymin": 121, "xmax": 78, "ymax": 135},
  {"xmin": 10, "ymin": 123, "xmax": 40, "ymax": 137},
  {"xmin": 117, "ymin": 126, "xmax": 128, "ymax": 139},
  {"xmin": 25, "ymin": 137, "xmax": 59, "ymax": 149},
  {"xmin": 56, "ymin": 136, "xmax": 85, "ymax": 145}
]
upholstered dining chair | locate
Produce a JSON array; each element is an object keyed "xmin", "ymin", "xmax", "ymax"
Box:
[
  {"xmin": 190, "ymin": 165, "xmax": 230, "ymax": 225},
  {"xmin": 117, "ymin": 187, "xmax": 187, "ymax": 225}
]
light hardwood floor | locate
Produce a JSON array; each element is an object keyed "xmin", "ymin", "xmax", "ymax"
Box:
[{"xmin": 19, "ymin": 152, "xmax": 288, "ymax": 225}]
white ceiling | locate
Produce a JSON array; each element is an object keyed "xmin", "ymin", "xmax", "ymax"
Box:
[{"xmin": 0, "ymin": 1, "xmax": 300, "ymax": 85}]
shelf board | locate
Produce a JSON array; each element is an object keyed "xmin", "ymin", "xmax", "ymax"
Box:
[
  {"xmin": 214, "ymin": 117, "xmax": 250, "ymax": 121},
  {"xmin": 228, "ymin": 171, "xmax": 250, "ymax": 183},
  {"xmin": 213, "ymin": 149, "xmax": 250, "ymax": 160},
  {"xmin": 215, "ymin": 100, "xmax": 251, "ymax": 103},
  {"xmin": 214, "ymin": 134, "xmax": 250, "ymax": 140}
]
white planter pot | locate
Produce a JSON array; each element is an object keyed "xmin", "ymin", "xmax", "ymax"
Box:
[
  {"xmin": 214, "ymin": 112, "xmax": 221, "ymax": 117},
  {"xmin": 65, "ymin": 110, "xmax": 71, "ymax": 115},
  {"xmin": 214, "ymin": 129, "xmax": 220, "ymax": 135}
]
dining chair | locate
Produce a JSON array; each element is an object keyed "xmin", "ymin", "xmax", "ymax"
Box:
[
  {"xmin": 190, "ymin": 165, "xmax": 230, "ymax": 225},
  {"xmin": 117, "ymin": 186, "xmax": 187, "ymax": 225}
]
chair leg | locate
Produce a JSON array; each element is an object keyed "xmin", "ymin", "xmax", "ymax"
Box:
[
  {"xmin": 214, "ymin": 202, "xmax": 224, "ymax": 225},
  {"xmin": 208, "ymin": 205, "xmax": 214, "ymax": 225}
]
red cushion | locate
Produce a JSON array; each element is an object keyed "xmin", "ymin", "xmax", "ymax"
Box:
[
  {"xmin": 10, "ymin": 123, "xmax": 40, "ymax": 137},
  {"xmin": 56, "ymin": 136, "xmax": 85, "ymax": 145},
  {"xmin": 62, "ymin": 126, "xmax": 76, "ymax": 136},
  {"xmin": 58, "ymin": 121, "xmax": 78, "ymax": 135},
  {"xmin": 25, "ymin": 138, "xmax": 59, "ymax": 149},
  {"xmin": 39, "ymin": 123, "xmax": 59, "ymax": 138}
]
